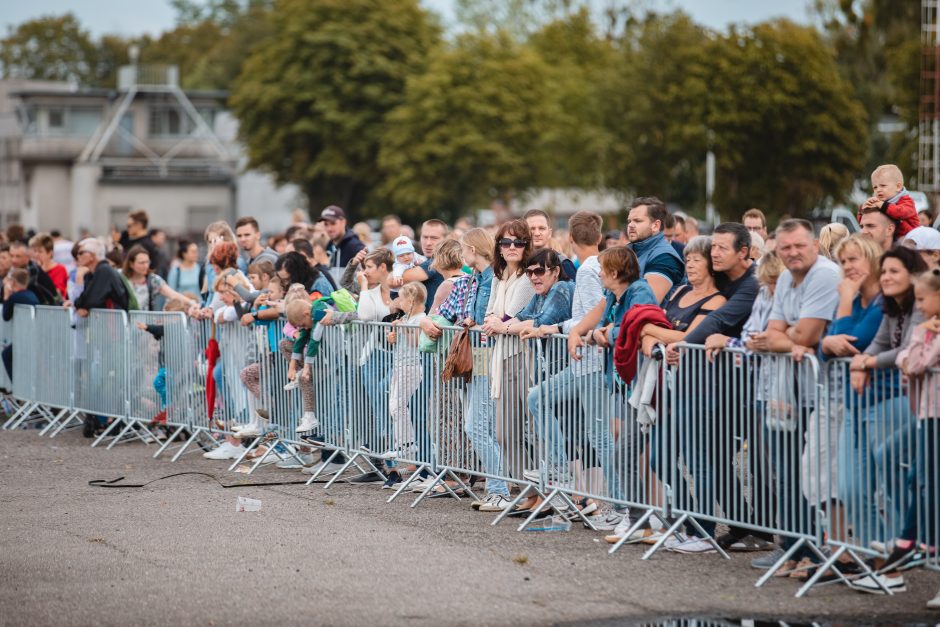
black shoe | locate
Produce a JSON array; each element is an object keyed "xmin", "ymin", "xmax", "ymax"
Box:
[
  {"xmin": 718, "ymin": 532, "xmax": 777, "ymax": 552},
  {"xmin": 882, "ymin": 543, "xmax": 917, "ymax": 573},
  {"xmin": 347, "ymin": 471, "xmax": 384, "ymax": 484},
  {"xmin": 82, "ymin": 416, "xmax": 96, "ymax": 438}
]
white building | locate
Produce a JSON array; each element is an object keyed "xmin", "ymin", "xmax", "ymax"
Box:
[{"xmin": 0, "ymin": 64, "xmax": 299, "ymax": 239}]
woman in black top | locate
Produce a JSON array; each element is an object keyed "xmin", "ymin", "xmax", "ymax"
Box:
[{"xmin": 638, "ymin": 236, "xmax": 725, "ymax": 355}]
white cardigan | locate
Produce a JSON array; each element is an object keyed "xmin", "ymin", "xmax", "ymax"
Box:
[{"xmin": 486, "ymin": 271, "xmax": 534, "ymax": 398}]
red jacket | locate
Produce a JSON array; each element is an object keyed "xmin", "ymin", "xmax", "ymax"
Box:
[
  {"xmin": 613, "ymin": 304, "xmax": 671, "ymax": 384},
  {"xmin": 858, "ymin": 193, "xmax": 918, "ymax": 238}
]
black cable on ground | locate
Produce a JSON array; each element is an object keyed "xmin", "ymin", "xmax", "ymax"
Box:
[{"xmin": 88, "ymin": 472, "xmax": 313, "ymax": 489}]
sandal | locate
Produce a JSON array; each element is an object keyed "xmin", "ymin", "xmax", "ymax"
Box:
[
  {"xmin": 774, "ymin": 559, "xmax": 798, "ymax": 577},
  {"xmin": 789, "ymin": 557, "xmax": 816, "ymax": 581}
]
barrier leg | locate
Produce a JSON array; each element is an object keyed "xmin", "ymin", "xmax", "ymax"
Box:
[
  {"xmin": 37, "ymin": 408, "xmax": 68, "ymax": 436},
  {"xmin": 4, "ymin": 401, "xmax": 38, "ymax": 430},
  {"xmin": 227, "ymin": 437, "xmax": 261, "ymax": 471},
  {"xmin": 607, "ymin": 508, "xmax": 655, "ymax": 555},
  {"xmin": 48, "ymin": 410, "xmax": 83, "ymax": 438},
  {"xmin": 411, "ymin": 469, "xmax": 460, "ymax": 508},
  {"xmin": 490, "ymin": 484, "xmax": 533, "ymax": 526},
  {"xmin": 171, "ymin": 427, "xmax": 206, "ymax": 462},
  {"xmin": 641, "ymin": 514, "xmax": 692, "ymax": 561},
  {"xmin": 91, "ymin": 417, "xmax": 123, "ymax": 448},
  {"xmin": 387, "ymin": 462, "xmax": 431, "ymax": 504},
  {"xmin": 754, "ymin": 537, "xmax": 807, "ymax": 588},
  {"xmin": 105, "ymin": 419, "xmax": 139, "ymax": 450},
  {"xmin": 682, "ymin": 515, "xmax": 730, "ymax": 559},
  {"xmin": 304, "ymin": 448, "xmax": 343, "ymax": 485},
  {"xmin": 153, "ymin": 425, "xmax": 187, "ymax": 458}
]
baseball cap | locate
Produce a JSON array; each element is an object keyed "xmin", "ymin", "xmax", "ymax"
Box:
[
  {"xmin": 902, "ymin": 226, "xmax": 940, "ymax": 251},
  {"xmin": 317, "ymin": 205, "xmax": 346, "ymax": 222},
  {"xmin": 392, "ymin": 236, "xmax": 415, "ymax": 257}
]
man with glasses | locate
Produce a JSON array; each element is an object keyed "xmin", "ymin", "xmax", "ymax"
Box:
[{"xmin": 742, "ymin": 208, "xmax": 769, "ymax": 241}]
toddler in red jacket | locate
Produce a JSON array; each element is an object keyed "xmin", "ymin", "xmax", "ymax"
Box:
[{"xmin": 858, "ymin": 164, "xmax": 919, "ymax": 238}]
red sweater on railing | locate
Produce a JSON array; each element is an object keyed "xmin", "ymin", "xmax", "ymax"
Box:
[{"xmin": 614, "ymin": 304, "xmax": 671, "ymax": 384}]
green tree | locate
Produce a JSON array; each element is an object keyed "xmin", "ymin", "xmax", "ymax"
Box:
[
  {"xmin": 230, "ymin": 0, "xmax": 440, "ymax": 218},
  {"xmin": 705, "ymin": 20, "xmax": 868, "ymax": 218},
  {"xmin": 527, "ymin": 9, "xmax": 617, "ymax": 188},
  {"xmin": 142, "ymin": 0, "xmax": 275, "ymax": 90},
  {"xmin": 601, "ymin": 12, "xmax": 712, "ymax": 208},
  {"xmin": 814, "ymin": 0, "xmax": 919, "ymax": 182},
  {"xmin": 0, "ymin": 14, "xmax": 99, "ymax": 83},
  {"xmin": 377, "ymin": 32, "xmax": 565, "ymax": 221}
]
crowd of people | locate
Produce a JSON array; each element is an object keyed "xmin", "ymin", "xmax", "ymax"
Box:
[{"xmin": 2, "ymin": 163, "xmax": 939, "ymax": 604}]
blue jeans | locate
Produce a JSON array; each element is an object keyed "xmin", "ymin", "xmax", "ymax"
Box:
[
  {"xmin": 153, "ymin": 367, "xmax": 167, "ymax": 408},
  {"xmin": 526, "ymin": 368, "xmax": 620, "ymax": 502},
  {"xmin": 900, "ymin": 419, "xmax": 937, "ymax": 544},
  {"xmin": 464, "ymin": 374, "xmax": 508, "ymax": 496},
  {"xmin": 838, "ymin": 394, "xmax": 915, "ymax": 546}
]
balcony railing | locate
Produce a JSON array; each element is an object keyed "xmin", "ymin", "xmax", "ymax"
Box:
[{"xmin": 117, "ymin": 65, "xmax": 180, "ymax": 91}]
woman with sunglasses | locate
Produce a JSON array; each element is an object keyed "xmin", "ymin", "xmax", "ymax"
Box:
[
  {"xmin": 505, "ymin": 248, "xmax": 573, "ymax": 335},
  {"xmin": 482, "ymin": 219, "xmax": 536, "ymax": 480}
]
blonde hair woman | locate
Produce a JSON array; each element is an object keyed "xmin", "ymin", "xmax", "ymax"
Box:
[{"xmin": 819, "ymin": 223, "xmax": 849, "ymax": 260}]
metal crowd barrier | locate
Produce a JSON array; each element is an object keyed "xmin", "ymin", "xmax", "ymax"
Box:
[
  {"xmin": 2, "ymin": 305, "xmax": 41, "ymax": 430},
  {"xmin": 4, "ymin": 306, "xmax": 940, "ymax": 600},
  {"xmin": 912, "ymin": 369, "xmax": 939, "ymax": 575}
]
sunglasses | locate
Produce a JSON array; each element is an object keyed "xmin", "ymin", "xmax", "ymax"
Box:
[
  {"xmin": 524, "ymin": 266, "xmax": 548, "ymax": 278},
  {"xmin": 498, "ymin": 238, "xmax": 528, "ymax": 249}
]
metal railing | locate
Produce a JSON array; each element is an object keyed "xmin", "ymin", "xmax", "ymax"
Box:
[{"xmin": 1, "ymin": 305, "xmax": 937, "ymax": 598}]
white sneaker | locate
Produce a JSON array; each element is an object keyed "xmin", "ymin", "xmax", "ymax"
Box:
[
  {"xmin": 202, "ymin": 441, "xmax": 244, "ymax": 460},
  {"xmin": 380, "ymin": 443, "xmax": 417, "ymax": 460},
  {"xmin": 284, "ymin": 379, "xmax": 300, "ymax": 391},
  {"xmin": 478, "ymin": 494, "xmax": 511, "ymax": 512},
  {"xmin": 602, "ymin": 515, "xmax": 634, "ymax": 539},
  {"xmin": 663, "ymin": 533, "xmax": 691, "ymax": 550},
  {"xmin": 295, "ymin": 413, "xmax": 320, "ymax": 433},
  {"xmin": 275, "ymin": 452, "xmax": 317, "ymax": 469},
  {"xmin": 850, "ymin": 573, "xmax": 906, "ymax": 595},
  {"xmin": 237, "ymin": 418, "xmax": 270, "ymax": 439},
  {"xmin": 410, "ymin": 476, "xmax": 437, "ymax": 493},
  {"xmin": 669, "ymin": 537, "xmax": 717, "ymax": 554},
  {"xmin": 592, "ymin": 510, "xmax": 626, "ymax": 532},
  {"xmin": 302, "ymin": 461, "xmax": 344, "ymax": 476},
  {"xmin": 927, "ymin": 590, "xmax": 940, "ymax": 609}
]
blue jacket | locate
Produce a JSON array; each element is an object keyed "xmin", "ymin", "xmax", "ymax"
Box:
[
  {"xmin": 516, "ymin": 281, "xmax": 574, "ymax": 327},
  {"xmin": 630, "ymin": 232, "xmax": 683, "ymax": 276},
  {"xmin": 601, "ymin": 279, "xmax": 658, "ymax": 382}
]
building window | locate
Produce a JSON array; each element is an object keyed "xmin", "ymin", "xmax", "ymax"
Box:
[
  {"xmin": 47, "ymin": 108, "xmax": 65, "ymax": 130},
  {"xmin": 149, "ymin": 106, "xmax": 189, "ymax": 137}
]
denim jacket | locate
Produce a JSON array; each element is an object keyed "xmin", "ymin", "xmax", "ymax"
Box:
[
  {"xmin": 516, "ymin": 280, "xmax": 574, "ymax": 327},
  {"xmin": 469, "ymin": 266, "xmax": 494, "ymax": 325}
]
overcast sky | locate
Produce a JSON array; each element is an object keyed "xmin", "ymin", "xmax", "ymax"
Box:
[{"xmin": 0, "ymin": 0, "xmax": 814, "ymax": 39}]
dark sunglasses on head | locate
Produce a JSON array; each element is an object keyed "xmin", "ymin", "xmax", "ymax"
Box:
[
  {"xmin": 498, "ymin": 238, "xmax": 528, "ymax": 249},
  {"xmin": 524, "ymin": 266, "xmax": 548, "ymax": 277}
]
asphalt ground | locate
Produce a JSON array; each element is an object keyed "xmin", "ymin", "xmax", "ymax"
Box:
[{"xmin": 0, "ymin": 427, "xmax": 938, "ymax": 626}]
